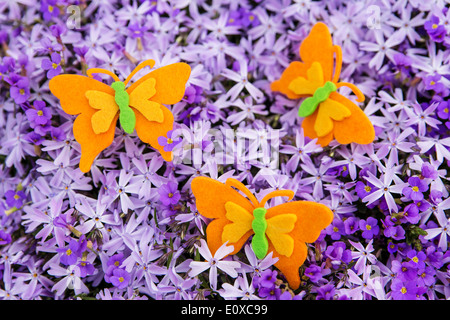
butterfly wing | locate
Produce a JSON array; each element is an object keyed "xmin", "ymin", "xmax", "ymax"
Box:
[
  {"xmin": 298, "ymin": 22, "xmax": 335, "ymax": 82},
  {"xmin": 191, "ymin": 176, "xmax": 255, "ymax": 256},
  {"xmin": 222, "ymin": 202, "xmax": 254, "ymax": 244},
  {"xmin": 330, "ymin": 92, "xmax": 375, "ymax": 145},
  {"xmin": 314, "ymin": 98, "xmax": 351, "ymax": 137},
  {"xmin": 85, "ymin": 91, "xmax": 119, "ymax": 134},
  {"xmin": 49, "ymin": 75, "xmax": 118, "ymax": 172},
  {"xmin": 265, "ymin": 201, "xmax": 333, "ymax": 290},
  {"xmin": 271, "ymin": 22, "xmax": 335, "ymax": 99},
  {"xmin": 265, "ymin": 214, "xmax": 297, "ymax": 257},
  {"xmin": 128, "ymin": 77, "xmax": 163, "ymax": 123},
  {"xmin": 303, "ymin": 92, "xmax": 374, "ymax": 146},
  {"xmin": 127, "ymin": 62, "xmax": 191, "ymax": 161}
]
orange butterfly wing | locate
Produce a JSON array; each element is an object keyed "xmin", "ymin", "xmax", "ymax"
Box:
[
  {"xmin": 302, "ymin": 92, "xmax": 375, "ymax": 146},
  {"xmin": 48, "ymin": 75, "xmax": 118, "ymax": 172},
  {"xmin": 127, "ymin": 62, "xmax": 191, "ymax": 161},
  {"xmin": 330, "ymin": 92, "xmax": 375, "ymax": 145},
  {"xmin": 271, "ymin": 22, "xmax": 335, "ymax": 99},
  {"xmin": 265, "ymin": 201, "xmax": 333, "ymax": 290},
  {"xmin": 191, "ymin": 177, "xmax": 255, "ymax": 256}
]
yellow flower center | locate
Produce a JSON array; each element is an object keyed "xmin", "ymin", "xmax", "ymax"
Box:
[
  {"xmin": 366, "ymin": 225, "xmax": 372, "ymax": 230},
  {"xmin": 432, "ymin": 23, "xmax": 438, "ymax": 29},
  {"xmin": 167, "ymin": 138, "xmax": 173, "ymax": 144},
  {"xmin": 52, "ymin": 63, "xmax": 58, "ymax": 69},
  {"xmin": 13, "ymin": 194, "xmax": 20, "ymax": 200},
  {"xmin": 114, "ymin": 261, "xmax": 120, "ymax": 267},
  {"xmin": 333, "ymin": 227, "xmax": 339, "ymax": 232},
  {"xmin": 364, "ymin": 186, "xmax": 372, "ymax": 192},
  {"xmin": 48, "ymin": 5, "xmax": 54, "ymax": 13},
  {"xmin": 19, "ymin": 89, "xmax": 25, "ymax": 95},
  {"xmin": 119, "ymin": 277, "xmax": 124, "ymax": 283},
  {"xmin": 37, "ymin": 110, "xmax": 44, "ymax": 116},
  {"xmin": 66, "ymin": 249, "xmax": 72, "ymax": 256},
  {"xmin": 249, "ymin": 15, "xmax": 254, "ymax": 21},
  {"xmin": 445, "ymin": 108, "xmax": 449, "ymax": 113},
  {"xmin": 412, "ymin": 256, "xmax": 419, "ymax": 263},
  {"xmin": 401, "ymin": 287, "xmax": 407, "ymax": 294},
  {"xmin": 168, "ymin": 192, "xmax": 173, "ymax": 198},
  {"xmin": 412, "ymin": 186, "xmax": 419, "ymax": 192}
]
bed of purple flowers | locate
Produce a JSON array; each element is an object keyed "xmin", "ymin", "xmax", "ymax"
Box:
[{"xmin": 0, "ymin": 0, "xmax": 449, "ymax": 300}]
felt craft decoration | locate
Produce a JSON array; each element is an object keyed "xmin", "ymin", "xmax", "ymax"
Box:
[
  {"xmin": 191, "ymin": 176, "xmax": 333, "ymax": 290},
  {"xmin": 49, "ymin": 59, "xmax": 191, "ymax": 172},
  {"xmin": 271, "ymin": 22, "xmax": 375, "ymax": 147}
]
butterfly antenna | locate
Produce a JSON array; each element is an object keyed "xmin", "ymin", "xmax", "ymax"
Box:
[
  {"xmin": 259, "ymin": 190, "xmax": 295, "ymax": 208},
  {"xmin": 123, "ymin": 59, "xmax": 156, "ymax": 86},
  {"xmin": 225, "ymin": 178, "xmax": 259, "ymax": 207},
  {"xmin": 335, "ymin": 82, "xmax": 365, "ymax": 102},
  {"xmin": 86, "ymin": 68, "xmax": 120, "ymax": 82},
  {"xmin": 332, "ymin": 45, "xmax": 342, "ymax": 83}
]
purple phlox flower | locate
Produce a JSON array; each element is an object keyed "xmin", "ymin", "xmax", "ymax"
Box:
[
  {"xmin": 417, "ymin": 136, "xmax": 450, "ymax": 164},
  {"xmin": 390, "ymin": 278, "xmax": 418, "ymax": 300},
  {"xmin": 219, "ymin": 275, "xmax": 260, "ymax": 300},
  {"xmin": 404, "ymin": 102, "xmax": 441, "ymax": 137},
  {"xmin": 315, "ymin": 283, "xmax": 336, "ymax": 300},
  {"xmin": 424, "ymin": 15, "xmax": 447, "ymax": 42},
  {"xmin": 348, "ymin": 240, "xmax": 377, "ymax": 275},
  {"xmin": 355, "ymin": 180, "xmax": 376, "ymax": 199},
  {"xmin": 362, "ymin": 168, "xmax": 408, "ymax": 213},
  {"xmin": 0, "ymin": 230, "xmax": 12, "ymax": 245},
  {"xmin": 281, "ymin": 128, "xmax": 322, "ymax": 172},
  {"xmin": 221, "ymin": 60, "xmax": 264, "ymax": 102},
  {"xmin": 359, "ymin": 217, "xmax": 380, "ymax": 240},
  {"xmin": 436, "ymin": 100, "xmax": 450, "ymax": 120},
  {"xmin": 4, "ymin": 189, "xmax": 26, "ymax": 208},
  {"xmin": 110, "ymin": 268, "xmax": 131, "ymax": 290},
  {"xmin": 402, "ymin": 176, "xmax": 428, "ymax": 202},
  {"xmin": 393, "ymin": 52, "xmax": 412, "ymax": 74},
  {"xmin": 158, "ymin": 130, "xmax": 182, "ymax": 152},
  {"xmin": 304, "ymin": 264, "xmax": 324, "ymax": 283},
  {"xmin": 424, "ymin": 74, "xmax": 446, "ymax": 93},
  {"xmin": 257, "ymin": 269, "xmax": 277, "ymax": 289},
  {"xmin": 128, "ymin": 22, "xmax": 148, "ymax": 38},
  {"xmin": 188, "ymin": 240, "xmax": 240, "ymax": 291},
  {"xmin": 421, "ymin": 162, "xmax": 439, "ymax": 180},
  {"xmin": 416, "ymin": 266, "xmax": 436, "ymax": 288},
  {"xmin": 9, "ymin": 76, "xmax": 30, "ymax": 104},
  {"xmin": 75, "ymin": 196, "xmax": 120, "ymax": 237},
  {"xmin": 25, "ymin": 100, "xmax": 52, "ymax": 128},
  {"xmin": 237, "ymin": 245, "xmax": 278, "ymax": 277},
  {"xmin": 344, "ymin": 217, "xmax": 360, "ymax": 235},
  {"xmin": 405, "ymin": 249, "xmax": 426, "ymax": 270},
  {"xmin": 376, "ymin": 127, "xmax": 415, "ymax": 165},
  {"xmin": 342, "ymin": 267, "xmax": 378, "ymax": 300},
  {"xmin": 359, "ymin": 29, "xmax": 404, "ymax": 70},
  {"xmin": 324, "ymin": 241, "xmax": 352, "ymax": 269},
  {"xmin": 182, "ymin": 85, "xmax": 202, "ymax": 104},
  {"xmin": 121, "ymin": 230, "xmax": 166, "ymax": 292},
  {"xmin": 227, "ymin": 96, "xmax": 268, "ymax": 125},
  {"xmin": 56, "ymin": 239, "xmax": 84, "ymax": 266},
  {"xmin": 40, "ymin": 0, "xmax": 60, "ymax": 21},
  {"xmin": 41, "ymin": 52, "xmax": 62, "ymax": 79},
  {"xmin": 326, "ymin": 219, "xmax": 345, "ymax": 241},
  {"xmin": 383, "ymin": 215, "xmax": 405, "ymax": 240},
  {"xmin": 424, "ymin": 210, "xmax": 450, "ymax": 252},
  {"xmin": 158, "ymin": 181, "xmax": 181, "ymax": 206}
]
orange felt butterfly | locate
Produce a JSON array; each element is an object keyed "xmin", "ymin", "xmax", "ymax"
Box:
[
  {"xmin": 191, "ymin": 176, "xmax": 333, "ymax": 290},
  {"xmin": 271, "ymin": 22, "xmax": 375, "ymax": 147},
  {"xmin": 49, "ymin": 59, "xmax": 191, "ymax": 172}
]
